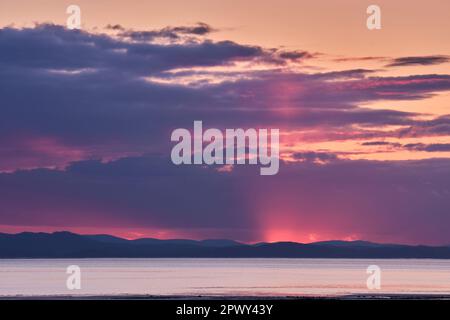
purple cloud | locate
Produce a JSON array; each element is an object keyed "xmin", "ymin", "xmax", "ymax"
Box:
[{"xmin": 0, "ymin": 156, "xmax": 450, "ymax": 244}]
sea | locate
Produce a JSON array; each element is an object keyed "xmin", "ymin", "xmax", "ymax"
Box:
[{"xmin": 0, "ymin": 258, "xmax": 449, "ymax": 297}]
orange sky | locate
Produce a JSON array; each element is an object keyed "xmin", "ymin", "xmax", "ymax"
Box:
[{"xmin": 1, "ymin": 0, "xmax": 449, "ymax": 55}]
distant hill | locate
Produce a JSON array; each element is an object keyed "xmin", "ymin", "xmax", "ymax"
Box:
[
  {"xmin": 311, "ymin": 240, "xmax": 401, "ymax": 247},
  {"xmin": 1, "ymin": 231, "xmax": 450, "ymax": 259},
  {"xmin": 86, "ymin": 235, "xmax": 243, "ymax": 247}
]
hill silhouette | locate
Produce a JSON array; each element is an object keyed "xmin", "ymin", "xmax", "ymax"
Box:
[{"xmin": 1, "ymin": 231, "xmax": 450, "ymax": 259}]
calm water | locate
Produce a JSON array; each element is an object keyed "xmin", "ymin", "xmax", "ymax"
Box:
[{"xmin": 1, "ymin": 258, "xmax": 450, "ymax": 297}]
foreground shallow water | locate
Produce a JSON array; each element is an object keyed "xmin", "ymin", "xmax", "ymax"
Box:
[{"xmin": 1, "ymin": 258, "xmax": 449, "ymax": 297}]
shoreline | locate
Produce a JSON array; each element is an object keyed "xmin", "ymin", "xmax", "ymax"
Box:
[{"xmin": 1, "ymin": 294, "xmax": 450, "ymax": 300}]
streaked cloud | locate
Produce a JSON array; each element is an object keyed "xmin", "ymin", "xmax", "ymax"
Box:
[{"xmin": 386, "ymin": 55, "xmax": 450, "ymax": 67}]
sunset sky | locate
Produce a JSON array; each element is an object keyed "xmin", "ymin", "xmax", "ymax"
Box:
[{"xmin": 0, "ymin": 0, "xmax": 450, "ymax": 244}]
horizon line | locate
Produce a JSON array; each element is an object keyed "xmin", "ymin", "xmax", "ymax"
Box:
[{"xmin": 1, "ymin": 230, "xmax": 445, "ymax": 247}]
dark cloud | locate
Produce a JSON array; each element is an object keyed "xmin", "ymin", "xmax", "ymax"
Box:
[
  {"xmin": 116, "ymin": 22, "xmax": 215, "ymax": 41},
  {"xmin": 105, "ymin": 24, "xmax": 126, "ymax": 31},
  {"xmin": 333, "ymin": 56, "xmax": 387, "ymax": 63},
  {"xmin": 278, "ymin": 50, "xmax": 315, "ymax": 61},
  {"xmin": 170, "ymin": 22, "xmax": 214, "ymax": 35},
  {"xmin": 404, "ymin": 143, "xmax": 450, "ymax": 152},
  {"xmin": 360, "ymin": 140, "xmax": 450, "ymax": 152},
  {"xmin": 361, "ymin": 141, "xmax": 450, "ymax": 153},
  {"xmin": 0, "ymin": 155, "xmax": 259, "ymax": 240},
  {"xmin": 0, "ymin": 24, "xmax": 450, "ymax": 173},
  {"xmin": 0, "ymin": 24, "xmax": 264, "ymax": 75},
  {"xmin": 397, "ymin": 115, "xmax": 450, "ymax": 138},
  {"xmin": 387, "ymin": 55, "xmax": 450, "ymax": 67},
  {"xmin": 362, "ymin": 141, "xmax": 392, "ymax": 146},
  {"xmin": 292, "ymin": 151, "xmax": 339, "ymax": 163},
  {"xmin": 1, "ymin": 155, "xmax": 450, "ymax": 244},
  {"xmin": 361, "ymin": 141, "xmax": 402, "ymax": 148}
]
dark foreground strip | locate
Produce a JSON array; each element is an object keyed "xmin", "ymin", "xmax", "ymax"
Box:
[{"xmin": 0, "ymin": 298, "xmax": 449, "ymax": 319}]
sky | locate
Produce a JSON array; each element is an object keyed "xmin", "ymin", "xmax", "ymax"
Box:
[{"xmin": 0, "ymin": 0, "xmax": 450, "ymax": 244}]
